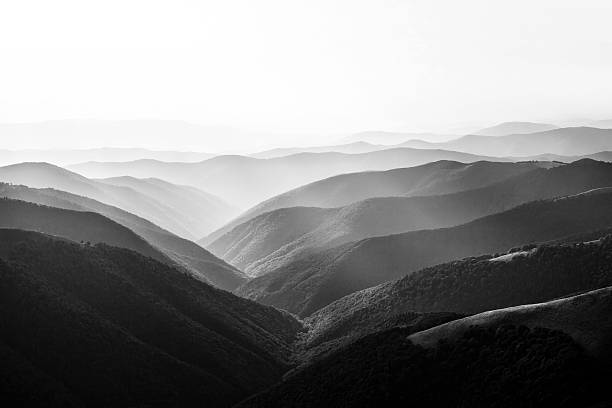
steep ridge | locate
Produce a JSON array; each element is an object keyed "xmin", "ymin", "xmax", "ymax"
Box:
[
  {"xmin": 68, "ymin": 148, "xmax": 502, "ymax": 208},
  {"xmin": 239, "ymin": 287, "xmax": 612, "ymax": 408},
  {"xmin": 236, "ymin": 188, "xmax": 612, "ymax": 317},
  {"xmin": 97, "ymin": 176, "xmax": 238, "ymax": 237},
  {"xmin": 307, "ymin": 233, "xmax": 612, "ymax": 352},
  {"xmin": 0, "ymin": 183, "xmax": 246, "ymax": 290},
  {"xmin": 211, "ymin": 159, "xmax": 612, "ymax": 277},
  {"xmin": 0, "ymin": 229, "xmax": 302, "ymax": 407},
  {"xmin": 0, "ymin": 162, "xmax": 233, "ymax": 240},
  {"xmin": 202, "ymin": 160, "xmax": 541, "ymax": 246}
]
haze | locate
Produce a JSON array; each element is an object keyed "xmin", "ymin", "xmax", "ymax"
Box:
[{"xmin": 1, "ymin": 0, "xmax": 612, "ymax": 152}]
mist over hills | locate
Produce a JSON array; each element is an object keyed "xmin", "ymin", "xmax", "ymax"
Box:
[
  {"xmin": 203, "ymin": 160, "xmax": 546, "ymax": 246},
  {"xmin": 0, "ymin": 229, "xmax": 302, "ymax": 407},
  {"xmin": 209, "ymin": 159, "xmax": 612, "ymax": 277},
  {"xmin": 68, "ymin": 148, "xmax": 501, "ymax": 208},
  {"xmin": 236, "ymin": 188, "xmax": 612, "ymax": 317},
  {"xmin": 0, "ymin": 183, "xmax": 246, "ymax": 290},
  {"xmin": 399, "ymin": 127, "xmax": 612, "ymax": 157},
  {"xmin": 0, "ymin": 162, "xmax": 235, "ymax": 239},
  {"xmin": 473, "ymin": 121, "xmax": 558, "ymax": 136}
]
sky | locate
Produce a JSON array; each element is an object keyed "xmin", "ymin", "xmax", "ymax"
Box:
[{"xmin": 0, "ymin": 0, "xmax": 611, "ymax": 151}]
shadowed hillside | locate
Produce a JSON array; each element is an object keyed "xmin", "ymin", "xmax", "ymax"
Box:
[
  {"xmin": 308, "ymin": 233, "xmax": 612, "ymax": 352},
  {"xmin": 0, "ymin": 229, "xmax": 302, "ymax": 407}
]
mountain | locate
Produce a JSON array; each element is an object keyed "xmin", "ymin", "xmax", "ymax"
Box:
[
  {"xmin": 0, "ymin": 162, "xmax": 236, "ymax": 239},
  {"xmin": 0, "ymin": 147, "xmax": 214, "ymax": 167},
  {"xmin": 589, "ymin": 119, "xmax": 612, "ymax": 129},
  {"xmin": 307, "ymin": 232, "xmax": 612, "ymax": 354},
  {"xmin": 239, "ymin": 287, "xmax": 612, "ymax": 408},
  {"xmin": 236, "ymin": 188, "xmax": 612, "ymax": 317},
  {"xmin": 0, "ymin": 229, "xmax": 302, "ymax": 407},
  {"xmin": 202, "ymin": 160, "xmax": 541, "ymax": 246},
  {"xmin": 250, "ymin": 141, "xmax": 384, "ymax": 159},
  {"xmin": 400, "ymin": 127, "xmax": 612, "ymax": 157},
  {"xmin": 210, "ymin": 159, "xmax": 612, "ymax": 277},
  {"xmin": 473, "ymin": 121, "xmax": 558, "ymax": 136},
  {"xmin": 0, "ymin": 183, "xmax": 246, "ymax": 290},
  {"xmin": 97, "ymin": 176, "xmax": 238, "ymax": 238},
  {"xmin": 67, "ymin": 148, "xmax": 502, "ymax": 208}
]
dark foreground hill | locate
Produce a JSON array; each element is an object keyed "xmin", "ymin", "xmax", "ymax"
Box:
[
  {"xmin": 239, "ymin": 287, "xmax": 612, "ymax": 408},
  {"xmin": 0, "ymin": 229, "xmax": 302, "ymax": 407},
  {"xmin": 0, "ymin": 183, "xmax": 246, "ymax": 290},
  {"xmin": 202, "ymin": 160, "xmax": 542, "ymax": 246},
  {"xmin": 237, "ymin": 189, "xmax": 612, "ymax": 317},
  {"xmin": 307, "ymin": 233, "xmax": 612, "ymax": 353},
  {"xmin": 210, "ymin": 159, "xmax": 612, "ymax": 276}
]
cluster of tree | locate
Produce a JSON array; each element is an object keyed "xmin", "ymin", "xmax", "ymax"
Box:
[
  {"xmin": 241, "ymin": 325, "xmax": 612, "ymax": 407},
  {"xmin": 0, "ymin": 229, "xmax": 302, "ymax": 407}
]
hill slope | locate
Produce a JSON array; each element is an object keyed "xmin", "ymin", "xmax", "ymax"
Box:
[
  {"xmin": 236, "ymin": 189, "xmax": 612, "ymax": 317},
  {"xmin": 0, "ymin": 229, "xmax": 302, "ymax": 407},
  {"xmin": 0, "ymin": 162, "xmax": 234, "ymax": 239},
  {"xmin": 239, "ymin": 287, "xmax": 612, "ymax": 408},
  {"xmin": 0, "ymin": 183, "xmax": 246, "ymax": 290},
  {"xmin": 307, "ymin": 233, "xmax": 612, "ymax": 353},
  {"xmin": 202, "ymin": 160, "xmax": 541, "ymax": 246},
  {"xmin": 68, "ymin": 148, "xmax": 502, "ymax": 208},
  {"xmin": 211, "ymin": 159, "xmax": 612, "ymax": 276}
]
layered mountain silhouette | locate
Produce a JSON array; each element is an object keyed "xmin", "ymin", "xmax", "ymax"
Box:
[
  {"xmin": 399, "ymin": 127, "xmax": 612, "ymax": 157},
  {"xmin": 473, "ymin": 121, "xmax": 558, "ymax": 136},
  {"xmin": 210, "ymin": 159, "xmax": 612, "ymax": 277},
  {"xmin": 0, "ymin": 183, "xmax": 246, "ymax": 290},
  {"xmin": 240, "ymin": 287, "xmax": 612, "ymax": 408},
  {"xmin": 96, "ymin": 176, "xmax": 238, "ymax": 238},
  {"xmin": 0, "ymin": 162, "xmax": 235, "ymax": 239},
  {"xmin": 251, "ymin": 141, "xmax": 385, "ymax": 159},
  {"xmin": 0, "ymin": 229, "xmax": 302, "ymax": 407},
  {"xmin": 67, "ymin": 148, "xmax": 501, "ymax": 208},
  {"xmin": 236, "ymin": 188, "xmax": 612, "ymax": 317},
  {"xmin": 202, "ymin": 160, "xmax": 543, "ymax": 246}
]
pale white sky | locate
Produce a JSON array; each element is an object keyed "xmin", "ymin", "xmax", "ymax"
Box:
[{"xmin": 0, "ymin": 0, "xmax": 611, "ymax": 151}]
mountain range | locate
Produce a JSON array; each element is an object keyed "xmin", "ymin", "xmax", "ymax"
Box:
[
  {"xmin": 236, "ymin": 188, "xmax": 612, "ymax": 317},
  {"xmin": 209, "ymin": 159, "xmax": 612, "ymax": 277}
]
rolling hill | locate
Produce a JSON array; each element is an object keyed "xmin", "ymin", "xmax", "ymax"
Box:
[
  {"xmin": 209, "ymin": 159, "xmax": 612, "ymax": 277},
  {"xmin": 307, "ymin": 233, "xmax": 612, "ymax": 354},
  {"xmin": 68, "ymin": 148, "xmax": 502, "ymax": 208},
  {"xmin": 0, "ymin": 183, "xmax": 246, "ymax": 290},
  {"xmin": 202, "ymin": 160, "xmax": 542, "ymax": 246},
  {"xmin": 250, "ymin": 141, "xmax": 385, "ymax": 159},
  {"xmin": 0, "ymin": 229, "xmax": 302, "ymax": 407},
  {"xmin": 0, "ymin": 162, "xmax": 235, "ymax": 239},
  {"xmin": 236, "ymin": 188, "xmax": 612, "ymax": 317},
  {"xmin": 239, "ymin": 287, "xmax": 612, "ymax": 408}
]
